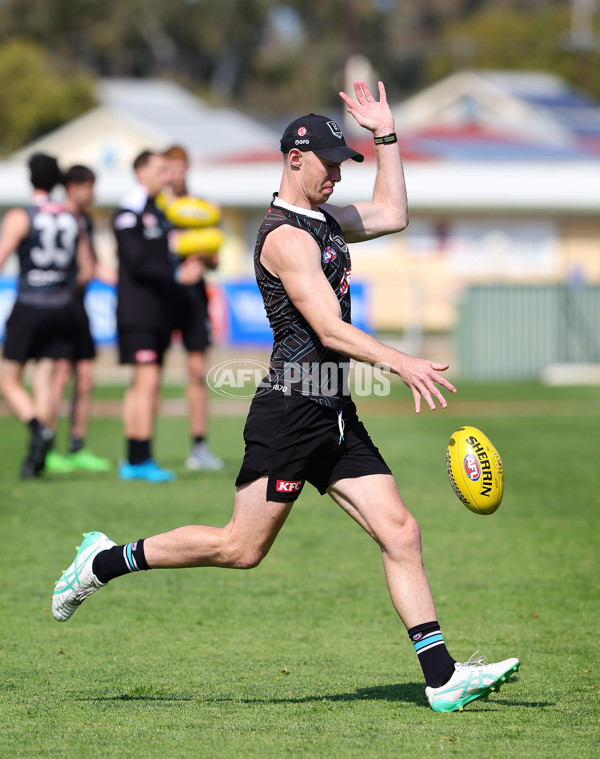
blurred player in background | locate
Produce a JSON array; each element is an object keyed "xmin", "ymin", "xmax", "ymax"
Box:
[
  {"xmin": 0, "ymin": 153, "xmax": 93, "ymax": 478},
  {"xmin": 114, "ymin": 150, "xmax": 204, "ymax": 483},
  {"xmin": 52, "ymin": 83, "xmax": 519, "ymax": 713},
  {"xmin": 160, "ymin": 145, "xmax": 223, "ymax": 471},
  {"xmin": 45, "ymin": 165, "xmax": 112, "ymax": 473}
]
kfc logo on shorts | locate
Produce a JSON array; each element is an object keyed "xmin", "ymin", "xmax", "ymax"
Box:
[
  {"xmin": 297, "ymin": 126, "xmax": 307, "ymax": 137},
  {"xmin": 322, "ymin": 246, "xmax": 336, "ymax": 263},
  {"xmin": 276, "ymin": 479, "xmax": 303, "ymax": 493},
  {"xmin": 134, "ymin": 349, "xmax": 158, "ymax": 364}
]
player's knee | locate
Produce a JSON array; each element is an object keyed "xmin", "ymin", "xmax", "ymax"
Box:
[
  {"xmin": 231, "ymin": 546, "xmax": 266, "ymax": 570},
  {"xmin": 402, "ymin": 512, "xmax": 422, "ymax": 550},
  {"xmin": 54, "ymin": 362, "xmax": 71, "ymax": 385},
  {"xmin": 1, "ymin": 371, "xmax": 19, "ymax": 395},
  {"xmin": 133, "ymin": 369, "xmax": 160, "ymax": 397},
  {"xmin": 76, "ymin": 368, "xmax": 93, "ymax": 394},
  {"xmin": 223, "ymin": 537, "xmax": 268, "ymax": 569},
  {"xmin": 382, "ymin": 510, "xmax": 422, "ymax": 558}
]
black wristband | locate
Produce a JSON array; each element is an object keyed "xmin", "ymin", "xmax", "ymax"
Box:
[{"xmin": 374, "ymin": 132, "xmax": 398, "ymax": 145}]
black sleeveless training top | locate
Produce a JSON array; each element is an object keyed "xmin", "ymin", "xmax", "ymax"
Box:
[{"xmin": 254, "ymin": 194, "xmax": 353, "ymax": 409}]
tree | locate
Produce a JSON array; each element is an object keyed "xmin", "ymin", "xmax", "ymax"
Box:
[
  {"xmin": 0, "ymin": 39, "xmax": 95, "ymax": 156},
  {"xmin": 425, "ymin": 3, "xmax": 600, "ymax": 99}
]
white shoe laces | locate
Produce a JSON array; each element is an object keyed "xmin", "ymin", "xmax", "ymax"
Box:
[{"xmin": 456, "ymin": 650, "xmax": 487, "ymax": 669}]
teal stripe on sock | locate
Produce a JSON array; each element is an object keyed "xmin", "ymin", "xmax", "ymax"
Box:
[
  {"xmin": 413, "ymin": 633, "xmax": 444, "ymax": 652},
  {"xmin": 125, "ymin": 543, "xmax": 135, "ymax": 572}
]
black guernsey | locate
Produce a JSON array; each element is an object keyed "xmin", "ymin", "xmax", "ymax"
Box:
[
  {"xmin": 254, "ymin": 194, "xmax": 352, "ymax": 409},
  {"xmin": 114, "ymin": 186, "xmax": 176, "ymax": 332},
  {"xmin": 16, "ymin": 201, "xmax": 79, "ymax": 308}
]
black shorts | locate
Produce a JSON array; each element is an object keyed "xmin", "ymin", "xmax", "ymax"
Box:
[
  {"xmin": 235, "ymin": 389, "xmax": 392, "ymax": 502},
  {"xmin": 169, "ymin": 282, "xmax": 211, "ymax": 352},
  {"xmin": 70, "ymin": 299, "xmax": 96, "ymax": 362},
  {"xmin": 118, "ymin": 327, "xmax": 170, "ymax": 366},
  {"xmin": 3, "ymin": 302, "xmax": 75, "ymax": 363}
]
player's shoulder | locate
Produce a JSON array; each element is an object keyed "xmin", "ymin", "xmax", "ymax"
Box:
[
  {"xmin": 317, "ymin": 202, "xmax": 345, "ymax": 228},
  {"xmin": 262, "ymin": 221, "xmax": 321, "ymax": 272},
  {"xmin": 114, "ymin": 186, "xmax": 149, "ymax": 231},
  {"xmin": 118, "ymin": 186, "xmax": 149, "ymax": 214},
  {"xmin": 3, "ymin": 206, "xmax": 30, "ymax": 222},
  {"xmin": 1, "ymin": 206, "xmax": 31, "ymax": 235}
]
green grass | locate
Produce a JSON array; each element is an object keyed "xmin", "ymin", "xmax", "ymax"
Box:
[{"xmin": 1, "ymin": 383, "xmax": 599, "ymax": 758}]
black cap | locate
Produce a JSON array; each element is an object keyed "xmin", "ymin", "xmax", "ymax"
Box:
[{"xmin": 280, "ymin": 114, "xmax": 364, "ymax": 163}]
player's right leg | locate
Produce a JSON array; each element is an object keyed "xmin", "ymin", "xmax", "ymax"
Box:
[
  {"xmin": 118, "ymin": 329, "xmax": 173, "ymax": 481},
  {"xmin": 0, "ymin": 359, "xmax": 34, "ymax": 423},
  {"xmin": 52, "ymin": 476, "xmax": 293, "ymax": 620},
  {"xmin": 328, "ymin": 474, "xmax": 520, "ymax": 712}
]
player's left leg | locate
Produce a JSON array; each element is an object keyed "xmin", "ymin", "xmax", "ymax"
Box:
[
  {"xmin": 32, "ymin": 358, "xmax": 57, "ymax": 426},
  {"xmin": 52, "ymin": 476, "xmax": 293, "ymax": 621},
  {"xmin": 71, "ymin": 359, "xmax": 94, "ymax": 441},
  {"xmin": 328, "ymin": 474, "xmax": 519, "ymax": 711},
  {"xmin": 44, "ymin": 358, "xmax": 76, "ymax": 472},
  {"xmin": 67, "ymin": 359, "xmax": 110, "ymax": 471},
  {"xmin": 185, "ymin": 350, "xmax": 223, "ymax": 470},
  {"xmin": 1, "ymin": 358, "xmax": 55, "ymax": 478}
]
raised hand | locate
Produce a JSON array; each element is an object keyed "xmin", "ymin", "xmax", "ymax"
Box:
[{"xmin": 339, "ymin": 80, "xmax": 395, "ymax": 136}]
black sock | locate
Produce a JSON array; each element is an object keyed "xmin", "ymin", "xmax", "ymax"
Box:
[
  {"xmin": 69, "ymin": 436, "xmax": 84, "ymax": 454},
  {"xmin": 408, "ymin": 621, "xmax": 456, "ymax": 688},
  {"xmin": 127, "ymin": 439, "xmax": 151, "ymax": 465},
  {"xmin": 29, "ymin": 418, "xmax": 42, "ymax": 436},
  {"xmin": 92, "ymin": 538, "xmax": 150, "ymax": 584},
  {"xmin": 193, "ymin": 435, "xmax": 205, "ymax": 446}
]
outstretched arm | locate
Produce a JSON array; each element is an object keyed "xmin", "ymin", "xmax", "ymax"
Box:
[
  {"xmin": 322, "ymin": 80, "xmax": 408, "ymax": 243},
  {"xmin": 262, "ymin": 225, "xmax": 455, "ymax": 414}
]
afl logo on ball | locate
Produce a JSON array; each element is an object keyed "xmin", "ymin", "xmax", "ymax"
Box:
[{"xmin": 463, "ymin": 453, "xmax": 481, "ymax": 481}]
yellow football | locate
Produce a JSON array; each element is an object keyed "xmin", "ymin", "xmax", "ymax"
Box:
[
  {"xmin": 158, "ymin": 194, "xmax": 221, "ymax": 228},
  {"xmin": 446, "ymin": 426, "xmax": 504, "ymax": 515},
  {"xmin": 169, "ymin": 227, "xmax": 224, "ymax": 257}
]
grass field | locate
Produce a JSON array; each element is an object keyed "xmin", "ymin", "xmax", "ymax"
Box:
[{"xmin": 1, "ymin": 381, "xmax": 599, "ymax": 758}]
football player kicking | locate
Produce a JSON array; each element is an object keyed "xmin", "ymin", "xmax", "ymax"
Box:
[{"xmin": 52, "ymin": 81, "xmax": 519, "ymax": 712}]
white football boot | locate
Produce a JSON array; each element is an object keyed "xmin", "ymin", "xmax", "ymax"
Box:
[
  {"xmin": 426, "ymin": 651, "xmax": 520, "ymax": 712},
  {"xmin": 52, "ymin": 531, "xmax": 116, "ymax": 621},
  {"xmin": 185, "ymin": 442, "xmax": 224, "ymax": 471}
]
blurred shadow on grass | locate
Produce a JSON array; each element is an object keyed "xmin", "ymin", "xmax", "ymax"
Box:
[{"xmin": 83, "ymin": 682, "xmax": 547, "ymax": 709}]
